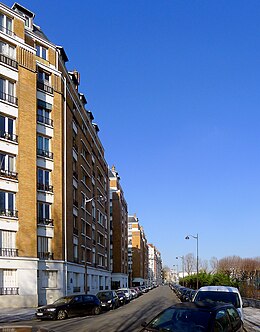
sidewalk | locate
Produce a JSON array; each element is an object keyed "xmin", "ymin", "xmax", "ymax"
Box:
[{"xmin": 0, "ymin": 307, "xmax": 35, "ymax": 323}]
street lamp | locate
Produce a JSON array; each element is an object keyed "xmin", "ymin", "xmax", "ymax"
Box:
[
  {"xmin": 185, "ymin": 233, "xmax": 199, "ymax": 290},
  {"xmin": 84, "ymin": 195, "xmax": 106, "ymax": 293},
  {"xmin": 176, "ymin": 256, "xmax": 184, "ymax": 286}
]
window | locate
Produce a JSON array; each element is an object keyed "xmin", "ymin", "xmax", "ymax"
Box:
[
  {"xmin": 0, "ymin": 14, "xmax": 12, "ymax": 35},
  {"xmin": 37, "ymin": 135, "xmax": 52, "ymax": 158},
  {"xmin": 73, "ymin": 235, "xmax": 78, "ymax": 261},
  {"xmin": 0, "ymin": 230, "xmax": 16, "ymax": 256},
  {"xmin": 0, "ymin": 191, "xmax": 15, "ymax": 216},
  {"xmin": 37, "ymin": 69, "xmax": 50, "ymax": 84},
  {"xmin": 0, "ymin": 269, "xmax": 17, "ymax": 295},
  {"xmin": 0, "ymin": 41, "xmax": 15, "ymax": 59},
  {"xmin": 38, "ymin": 202, "xmax": 51, "ymax": 221},
  {"xmin": 36, "ymin": 44, "xmax": 47, "ymax": 60},
  {"xmin": 37, "ymin": 236, "xmax": 51, "ymax": 253},
  {"xmin": 37, "ymin": 99, "xmax": 53, "ymax": 126},
  {"xmin": 37, "ymin": 168, "xmax": 52, "ymax": 191},
  {"xmin": 0, "ymin": 153, "xmax": 15, "ymax": 174},
  {"xmin": 42, "ymin": 270, "xmax": 57, "ymax": 288},
  {"xmin": 0, "ymin": 115, "xmax": 16, "ymax": 141},
  {"xmin": 0, "ymin": 77, "xmax": 16, "ymax": 104}
]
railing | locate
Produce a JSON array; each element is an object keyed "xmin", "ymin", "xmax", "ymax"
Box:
[
  {"xmin": 37, "ymin": 114, "xmax": 53, "ymax": 127},
  {"xmin": 0, "ymin": 91, "xmax": 18, "ymax": 105},
  {"xmin": 0, "ymin": 53, "xmax": 18, "ymax": 69},
  {"xmin": 73, "ymin": 286, "xmax": 80, "ymax": 292},
  {"xmin": 0, "ymin": 248, "xmax": 18, "ymax": 257},
  {"xmin": 0, "ymin": 169, "xmax": 18, "ymax": 180},
  {"xmin": 37, "ymin": 183, "xmax": 53, "ymax": 192},
  {"xmin": 0, "ymin": 287, "xmax": 19, "ymax": 295},
  {"xmin": 73, "ymin": 227, "xmax": 78, "ymax": 235},
  {"xmin": 37, "ymin": 80, "xmax": 53, "ymax": 94},
  {"xmin": 37, "ymin": 149, "xmax": 53, "ymax": 159},
  {"xmin": 38, "ymin": 252, "xmax": 54, "ymax": 260},
  {"xmin": 37, "ymin": 218, "xmax": 53, "ymax": 226},
  {"xmin": 73, "ymin": 258, "xmax": 79, "ymax": 263},
  {"xmin": 0, "ymin": 209, "xmax": 18, "ymax": 218},
  {"xmin": 0, "ymin": 131, "xmax": 18, "ymax": 143}
]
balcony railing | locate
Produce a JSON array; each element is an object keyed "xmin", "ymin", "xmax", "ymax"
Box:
[
  {"xmin": 38, "ymin": 252, "xmax": 54, "ymax": 260},
  {"xmin": 0, "ymin": 169, "xmax": 18, "ymax": 180},
  {"xmin": 0, "ymin": 131, "xmax": 18, "ymax": 143},
  {"xmin": 37, "ymin": 80, "xmax": 53, "ymax": 94},
  {"xmin": 37, "ymin": 114, "xmax": 53, "ymax": 127},
  {"xmin": 0, "ymin": 248, "xmax": 18, "ymax": 257},
  {"xmin": 73, "ymin": 286, "xmax": 80, "ymax": 292},
  {"xmin": 37, "ymin": 149, "xmax": 53, "ymax": 159},
  {"xmin": 0, "ymin": 287, "xmax": 19, "ymax": 295},
  {"xmin": 0, "ymin": 91, "xmax": 18, "ymax": 105},
  {"xmin": 37, "ymin": 183, "xmax": 53, "ymax": 192},
  {"xmin": 37, "ymin": 218, "xmax": 53, "ymax": 226},
  {"xmin": 0, "ymin": 53, "xmax": 18, "ymax": 69},
  {"xmin": 0, "ymin": 209, "xmax": 18, "ymax": 218}
]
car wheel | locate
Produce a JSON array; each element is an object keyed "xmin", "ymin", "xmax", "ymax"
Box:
[
  {"xmin": 56, "ymin": 309, "xmax": 67, "ymax": 320},
  {"xmin": 92, "ymin": 306, "xmax": 101, "ymax": 315}
]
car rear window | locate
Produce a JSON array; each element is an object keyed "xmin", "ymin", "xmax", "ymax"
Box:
[{"xmin": 194, "ymin": 291, "xmax": 240, "ymax": 308}]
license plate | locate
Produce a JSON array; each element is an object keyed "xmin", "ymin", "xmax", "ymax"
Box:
[{"xmin": 37, "ymin": 313, "xmax": 43, "ymax": 316}]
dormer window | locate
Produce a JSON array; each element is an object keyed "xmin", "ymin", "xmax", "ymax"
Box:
[
  {"xmin": 0, "ymin": 13, "xmax": 12, "ymax": 36},
  {"xmin": 36, "ymin": 44, "xmax": 47, "ymax": 60}
]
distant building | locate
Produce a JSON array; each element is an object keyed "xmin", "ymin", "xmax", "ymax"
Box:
[
  {"xmin": 148, "ymin": 244, "xmax": 162, "ymax": 286},
  {"xmin": 0, "ymin": 2, "xmax": 110, "ymax": 307},
  {"xmin": 128, "ymin": 215, "xmax": 148, "ymax": 286},
  {"xmin": 109, "ymin": 166, "xmax": 128, "ymax": 289}
]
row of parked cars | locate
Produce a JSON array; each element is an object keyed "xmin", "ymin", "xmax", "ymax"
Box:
[
  {"xmin": 142, "ymin": 283, "xmax": 247, "ymax": 331},
  {"xmin": 35, "ymin": 285, "xmax": 155, "ymax": 320}
]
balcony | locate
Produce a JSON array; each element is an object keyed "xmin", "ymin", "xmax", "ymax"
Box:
[
  {"xmin": 0, "ymin": 287, "xmax": 19, "ymax": 295},
  {"xmin": 0, "ymin": 169, "xmax": 18, "ymax": 180},
  {"xmin": 0, "ymin": 209, "xmax": 18, "ymax": 218},
  {"xmin": 0, "ymin": 91, "xmax": 18, "ymax": 105},
  {"xmin": 37, "ymin": 183, "xmax": 53, "ymax": 192},
  {"xmin": 38, "ymin": 252, "xmax": 54, "ymax": 260},
  {"xmin": 0, "ymin": 131, "xmax": 18, "ymax": 143},
  {"xmin": 37, "ymin": 80, "xmax": 53, "ymax": 94},
  {"xmin": 0, "ymin": 248, "xmax": 18, "ymax": 257},
  {"xmin": 37, "ymin": 149, "xmax": 53, "ymax": 159},
  {"xmin": 37, "ymin": 114, "xmax": 53, "ymax": 127},
  {"xmin": 0, "ymin": 53, "xmax": 18, "ymax": 69}
]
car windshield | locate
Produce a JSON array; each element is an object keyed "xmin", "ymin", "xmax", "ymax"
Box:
[
  {"xmin": 194, "ymin": 291, "xmax": 240, "ymax": 308},
  {"xmin": 147, "ymin": 307, "xmax": 210, "ymax": 331},
  {"xmin": 97, "ymin": 292, "xmax": 112, "ymax": 300},
  {"xmin": 53, "ymin": 296, "xmax": 74, "ymax": 305}
]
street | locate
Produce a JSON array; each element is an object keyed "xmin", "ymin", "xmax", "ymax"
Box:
[{"xmin": 0, "ymin": 286, "xmax": 259, "ymax": 331}]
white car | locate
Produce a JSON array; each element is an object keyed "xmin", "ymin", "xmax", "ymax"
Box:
[
  {"xmin": 192, "ymin": 285, "xmax": 247, "ymax": 322},
  {"xmin": 117, "ymin": 288, "xmax": 132, "ymax": 302}
]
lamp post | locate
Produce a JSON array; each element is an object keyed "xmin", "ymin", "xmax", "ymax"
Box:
[
  {"xmin": 176, "ymin": 256, "xmax": 184, "ymax": 286},
  {"xmin": 185, "ymin": 233, "xmax": 199, "ymax": 290},
  {"xmin": 84, "ymin": 195, "xmax": 106, "ymax": 294}
]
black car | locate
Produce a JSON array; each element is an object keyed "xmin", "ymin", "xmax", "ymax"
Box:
[
  {"xmin": 140, "ymin": 301, "xmax": 243, "ymax": 331},
  {"xmin": 96, "ymin": 290, "xmax": 120, "ymax": 310},
  {"xmin": 35, "ymin": 294, "xmax": 101, "ymax": 320}
]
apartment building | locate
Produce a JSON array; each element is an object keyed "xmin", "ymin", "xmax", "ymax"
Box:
[
  {"xmin": 148, "ymin": 243, "xmax": 162, "ymax": 287},
  {"xmin": 128, "ymin": 214, "xmax": 148, "ymax": 286},
  {"xmin": 109, "ymin": 165, "xmax": 128, "ymax": 289},
  {"xmin": 0, "ymin": 3, "xmax": 110, "ymax": 307}
]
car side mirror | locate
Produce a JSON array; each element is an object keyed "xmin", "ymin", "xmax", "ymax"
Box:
[{"xmin": 141, "ymin": 321, "xmax": 148, "ymax": 327}]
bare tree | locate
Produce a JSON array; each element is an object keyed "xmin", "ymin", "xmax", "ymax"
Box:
[
  {"xmin": 185, "ymin": 253, "xmax": 196, "ymax": 275},
  {"xmin": 210, "ymin": 256, "xmax": 219, "ymax": 274}
]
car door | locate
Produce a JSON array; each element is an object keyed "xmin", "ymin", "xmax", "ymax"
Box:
[
  {"xmin": 83, "ymin": 295, "xmax": 95, "ymax": 314},
  {"xmin": 69, "ymin": 295, "xmax": 84, "ymax": 317}
]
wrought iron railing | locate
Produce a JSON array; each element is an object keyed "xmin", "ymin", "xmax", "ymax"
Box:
[
  {"xmin": 0, "ymin": 287, "xmax": 19, "ymax": 295},
  {"xmin": 37, "ymin": 183, "xmax": 53, "ymax": 192},
  {"xmin": 0, "ymin": 53, "xmax": 18, "ymax": 69},
  {"xmin": 0, "ymin": 90, "xmax": 18, "ymax": 105},
  {"xmin": 0, "ymin": 169, "xmax": 18, "ymax": 180},
  {"xmin": 0, "ymin": 131, "xmax": 18, "ymax": 143},
  {"xmin": 37, "ymin": 149, "xmax": 53, "ymax": 159},
  {"xmin": 37, "ymin": 80, "xmax": 53, "ymax": 94},
  {"xmin": 38, "ymin": 252, "xmax": 54, "ymax": 260},
  {"xmin": 37, "ymin": 114, "xmax": 53, "ymax": 127},
  {"xmin": 37, "ymin": 218, "xmax": 53, "ymax": 226},
  {"xmin": 0, "ymin": 209, "xmax": 18, "ymax": 218}
]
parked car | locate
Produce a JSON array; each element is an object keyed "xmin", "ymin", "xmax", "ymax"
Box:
[
  {"xmin": 130, "ymin": 288, "xmax": 138, "ymax": 299},
  {"xmin": 139, "ymin": 301, "xmax": 243, "ymax": 331},
  {"xmin": 115, "ymin": 290, "xmax": 127, "ymax": 306},
  {"xmin": 35, "ymin": 294, "xmax": 101, "ymax": 320},
  {"xmin": 192, "ymin": 285, "xmax": 247, "ymax": 322},
  {"xmin": 117, "ymin": 288, "xmax": 132, "ymax": 302},
  {"xmin": 96, "ymin": 290, "xmax": 120, "ymax": 310}
]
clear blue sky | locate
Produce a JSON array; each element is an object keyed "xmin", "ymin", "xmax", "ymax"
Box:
[{"xmin": 5, "ymin": 0, "xmax": 260, "ymax": 267}]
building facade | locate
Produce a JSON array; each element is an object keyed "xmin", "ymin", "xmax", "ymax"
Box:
[
  {"xmin": 109, "ymin": 165, "xmax": 128, "ymax": 289},
  {"xmin": 0, "ymin": 3, "xmax": 110, "ymax": 307},
  {"xmin": 148, "ymin": 244, "xmax": 162, "ymax": 287},
  {"xmin": 128, "ymin": 214, "xmax": 148, "ymax": 286}
]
